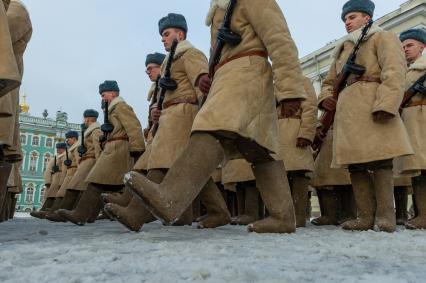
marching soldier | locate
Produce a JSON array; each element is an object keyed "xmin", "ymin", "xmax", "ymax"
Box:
[
  {"xmin": 0, "ymin": 0, "xmax": 31, "ymax": 214},
  {"xmin": 277, "ymin": 77, "xmax": 318, "ymax": 228},
  {"xmin": 319, "ymin": 0, "xmax": 413, "ymax": 232},
  {"xmin": 0, "ymin": 0, "xmax": 20, "ymax": 97},
  {"xmin": 30, "ymin": 142, "xmax": 67, "ymax": 219},
  {"xmin": 103, "ymin": 52, "xmax": 165, "ymax": 208},
  {"xmin": 105, "ymin": 14, "xmax": 230, "ymax": 231},
  {"xmin": 58, "ymin": 80, "xmax": 145, "ymax": 225},
  {"xmin": 47, "ymin": 111, "xmax": 102, "ymax": 222},
  {"xmin": 396, "ymin": 28, "xmax": 426, "ymax": 229},
  {"xmin": 125, "ymin": 0, "xmax": 307, "ymax": 233}
]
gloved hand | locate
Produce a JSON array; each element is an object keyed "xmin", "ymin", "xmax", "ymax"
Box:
[
  {"xmin": 151, "ymin": 108, "xmax": 161, "ymax": 123},
  {"xmin": 372, "ymin": 111, "xmax": 394, "ymax": 123},
  {"xmin": 281, "ymin": 98, "xmax": 303, "ymax": 118},
  {"xmin": 321, "ymin": 97, "xmax": 337, "ymax": 111},
  {"xmin": 296, "ymin": 138, "xmax": 312, "ymax": 148},
  {"xmin": 198, "ymin": 74, "xmax": 212, "ymax": 95}
]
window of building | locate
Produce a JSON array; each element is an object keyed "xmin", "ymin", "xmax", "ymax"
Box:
[
  {"xmin": 39, "ymin": 187, "xmax": 45, "ymax": 202},
  {"xmin": 45, "ymin": 138, "xmax": 53, "ymax": 148},
  {"xmin": 20, "ymin": 134, "xmax": 27, "ymax": 145},
  {"xmin": 20, "ymin": 151, "xmax": 26, "ymax": 171},
  {"xmin": 43, "ymin": 153, "xmax": 51, "ymax": 172},
  {"xmin": 29, "ymin": 152, "xmax": 38, "ymax": 172},
  {"xmin": 32, "ymin": 136, "xmax": 40, "ymax": 146},
  {"xmin": 25, "ymin": 184, "xmax": 34, "ymax": 203},
  {"xmin": 16, "ymin": 193, "xmax": 20, "ymax": 202}
]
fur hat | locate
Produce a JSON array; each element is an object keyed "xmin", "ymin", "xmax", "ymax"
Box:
[
  {"xmin": 158, "ymin": 13, "xmax": 188, "ymax": 35},
  {"xmin": 341, "ymin": 0, "xmax": 375, "ymax": 21},
  {"xmin": 145, "ymin": 52, "xmax": 166, "ymax": 67},
  {"xmin": 400, "ymin": 28, "xmax": 426, "ymax": 44},
  {"xmin": 65, "ymin": 131, "xmax": 78, "ymax": 139},
  {"xmin": 56, "ymin": 142, "xmax": 67, "ymax": 149},
  {"xmin": 99, "ymin": 80, "xmax": 120, "ymax": 94},
  {"xmin": 83, "ymin": 109, "xmax": 99, "ymax": 118}
]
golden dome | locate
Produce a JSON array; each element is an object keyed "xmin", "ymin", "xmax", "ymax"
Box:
[{"xmin": 20, "ymin": 93, "xmax": 29, "ymax": 113}]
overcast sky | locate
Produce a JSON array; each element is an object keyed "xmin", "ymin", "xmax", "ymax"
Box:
[{"xmin": 19, "ymin": 0, "xmax": 404, "ymax": 126}]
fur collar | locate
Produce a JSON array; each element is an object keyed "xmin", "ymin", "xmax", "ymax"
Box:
[
  {"xmin": 332, "ymin": 23, "xmax": 382, "ymax": 59},
  {"xmin": 69, "ymin": 141, "xmax": 79, "ymax": 152},
  {"xmin": 162, "ymin": 40, "xmax": 195, "ymax": 73},
  {"xmin": 57, "ymin": 152, "xmax": 66, "ymax": 159},
  {"xmin": 147, "ymin": 82, "xmax": 156, "ymax": 102},
  {"xmin": 409, "ymin": 54, "xmax": 426, "ymax": 71},
  {"xmin": 206, "ymin": 0, "xmax": 230, "ymax": 26},
  {"xmin": 84, "ymin": 122, "xmax": 100, "ymax": 138},
  {"xmin": 108, "ymin": 96, "xmax": 125, "ymax": 113}
]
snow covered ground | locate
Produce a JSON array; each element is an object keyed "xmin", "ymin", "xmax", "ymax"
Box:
[{"xmin": 1, "ymin": 217, "xmax": 426, "ymax": 283}]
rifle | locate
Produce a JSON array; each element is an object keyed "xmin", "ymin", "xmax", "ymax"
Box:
[
  {"xmin": 200, "ymin": 0, "xmax": 241, "ymax": 106},
  {"xmin": 151, "ymin": 39, "xmax": 179, "ymax": 137},
  {"xmin": 52, "ymin": 155, "xmax": 59, "ymax": 174},
  {"xmin": 312, "ymin": 19, "xmax": 374, "ymax": 151},
  {"xmin": 400, "ymin": 72, "xmax": 426, "ymax": 113},
  {"xmin": 64, "ymin": 144, "xmax": 72, "ymax": 167},
  {"xmin": 78, "ymin": 123, "xmax": 88, "ymax": 157},
  {"xmin": 99, "ymin": 100, "xmax": 114, "ymax": 149}
]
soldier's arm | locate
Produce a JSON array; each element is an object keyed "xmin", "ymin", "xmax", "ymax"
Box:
[
  {"xmin": 92, "ymin": 128, "xmax": 103, "ymax": 160},
  {"xmin": 183, "ymin": 49, "xmax": 209, "ymax": 100},
  {"xmin": 318, "ymin": 61, "xmax": 338, "ymax": 109},
  {"xmin": 116, "ymin": 103, "xmax": 145, "ymax": 153},
  {"xmin": 298, "ymin": 78, "xmax": 318, "ymax": 142},
  {"xmin": 373, "ymin": 32, "xmax": 407, "ymax": 116},
  {"xmin": 243, "ymin": 0, "xmax": 306, "ymax": 102}
]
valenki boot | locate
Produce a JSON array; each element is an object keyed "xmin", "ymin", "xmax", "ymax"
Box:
[
  {"xmin": 126, "ymin": 133, "xmax": 225, "ymax": 225},
  {"xmin": 46, "ymin": 190, "xmax": 81, "ymax": 222},
  {"xmin": 311, "ymin": 189, "xmax": 340, "ymax": 226},
  {"xmin": 197, "ymin": 178, "xmax": 231, "ymax": 228},
  {"xmin": 0, "ymin": 159, "xmax": 12, "ymax": 213},
  {"xmin": 231, "ymin": 183, "xmax": 259, "ymax": 226},
  {"xmin": 373, "ymin": 168, "xmax": 396, "ymax": 232},
  {"xmin": 57, "ymin": 184, "xmax": 103, "ymax": 226},
  {"xmin": 247, "ymin": 160, "xmax": 296, "ymax": 233},
  {"xmin": 406, "ymin": 176, "xmax": 426, "ymax": 230},
  {"xmin": 291, "ymin": 174, "xmax": 309, "ymax": 228},
  {"xmin": 30, "ymin": 198, "xmax": 54, "ymax": 219},
  {"xmin": 394, "ymin": 187, "xmax": 408, "ymax": 226},
  {"xmin": 8, "ymin": 192, "xmax": 16, "ymax": 219},
  {"xmin": 337, "ymin": 186, "xmax": 357, "ymax": 224},
  {"xmin": 45, "ymin": 197, "xmax": 65, "ymax": 222},
  {"xmin": 102, "ymin": 189, "xmax": 132, "ymax": 207},
  {"xmin": 230, "ymin": 186, "xmax": 245, "ymax": 224},
  {"xmin": 342, "ymin": 172, "xmax": 375, "ymax": 231}
]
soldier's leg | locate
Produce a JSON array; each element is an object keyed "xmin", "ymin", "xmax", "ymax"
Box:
[
  {"xmin": 289, "ymin": 171, "xmax": 309, "ymax": 228},
  {"xmin": 30, "ymin": 197, "xmax": 55, "ymax": 219},
  {"xmin": 57, "ymin": 183, "xmax": 106, "ymax": 226},
  {"xmin": 46, "ymin": 190, "xmax": 81, "ymax": 222},
  {"xmin": 229, "ymin": 136, "xmax": 295, "ymax": 233},
  {"xmin": 230, "ymin": 185, "xmax": 245, "ymax": 224},
  {"xmin": 126, "ymin": 132, "xmax": 225, "ymax": 225},
  {"xmin": 342, "ymin": 164, "xmax": 376, "ymax": 231},
  {"xmin": 197, "ymin": 178, "xmax": 231, "ymax": 229},
  {"xmin": 0, "ymin": 147, "xmax": 12, "ymax": 214},
  {"xmin": 105, "ymin": 169, "xmax": 164, "ymax": 231},
  {"xmin": 8, "ymin": 192, "xmax": 16, "ymax": 219},
  {"xmin": 231, "ymin": 181, "xmax": 259, "ymax": 226},
  {"xmin": 102, "ymin": 188, "xmax": 133, "ymax": 207},
  {"xmin": 394, "ymin": 186, "xmax": 408, "ymax": 226},
  {"xmin": 406, "ymin": 172, "xmax": 426, "ymax": 229},
  {"xmin": 371, "ymin": 159, "xmax": 396, "ymax": 232},
  {"xmin": 311, "ymin": 188, "xmax": 340, "ymax": 226},
  {"xmin": 336, "ymin": 185, "xmax": 357, "ymax": 224}
]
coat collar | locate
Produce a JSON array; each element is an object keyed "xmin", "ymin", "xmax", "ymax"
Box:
[
  {"xmin": 161, "ymin": 40, "xmax": 194, "ymax": 72},
  {"xmin": 332, "ymin": 23, "xmax": 382, "ymax": 59},
  {"xmin": 69, "ymin": 141, "xmax": 79, "ymax": 152},
  {"xmin": 84, "ymin": 122, "xmax": 100, "ymax": 138},
  {"xmin": 147, "ymin": 82, "xmax": 156, "ymax": 102},
  {"xmin": 206, "ymin": 0, "xmax": 230, "ymax": 26},
  {"xmin": 57, "ymin": 152, "xmax": 66, "ymax": 159},
  {"xmin": 409, "ymin": 54, "xmax": 426, "ymax": 71},
  {"xmin": 108, "ymin": 96, "xmax": 125, "ymax": 113}
]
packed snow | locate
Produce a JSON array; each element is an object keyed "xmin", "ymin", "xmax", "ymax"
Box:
[{"xmin": 1, "ymin": 217, "xmax": 425, "ymax": 283}]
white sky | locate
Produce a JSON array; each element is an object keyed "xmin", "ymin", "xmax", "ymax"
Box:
[{"xmin": 19, "ymin": 0, "xmax": 404, "ymax": 126}]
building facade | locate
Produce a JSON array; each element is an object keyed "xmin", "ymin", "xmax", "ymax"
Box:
[
  {"xmin": 16, "ymin": 98, "xmax": 80, "ymax": 212},
  {"xmin": 301, "ymin": 0, "xmax": 426, "ymax": 91}
]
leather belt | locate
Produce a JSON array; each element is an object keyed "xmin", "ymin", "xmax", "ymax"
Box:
[
  {"xmin": 346, "ymin": 76, "xmax": 381, "ymax": 87},
  {"xmin": 215, "ymin": 50, "xmax": 268, "ymax": 72},
  {"xmin": 107, "ymin": 136, "xmax": 129, "ymax": 143},
  {"xmin": 163, "ymin": 96, "xmax": 198, "ymax": 110},
  {"xmin": 79, "ymin": 155, "xmax": 95, "ymax": 163},
  {"xmin": 405, "ymin": 100, "xmax": 426, "ymax": 108},
  {"xmin": 278, "ymin": 114, "xmax": 302, "ymax": 120}
]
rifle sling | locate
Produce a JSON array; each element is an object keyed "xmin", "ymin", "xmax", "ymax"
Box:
[{"xmin": 214, "ymin": 50, "xmax": 267, "ymax": 73}]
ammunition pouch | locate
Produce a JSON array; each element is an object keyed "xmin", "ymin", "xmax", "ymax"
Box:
[
  {"xmin": 159, "ymin": 77, "xmax": 178, "ymax": 91},
  {"xmin": 217, "ymin": 27, "xmax": 242, "ymax": 46},
  {"xmin": 101, "ymin": 123, "xmax": 114, "ymax": 134},
  {"xmin": 343, "ymin": 62, "xmax": 366, "ymax": 77}
]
